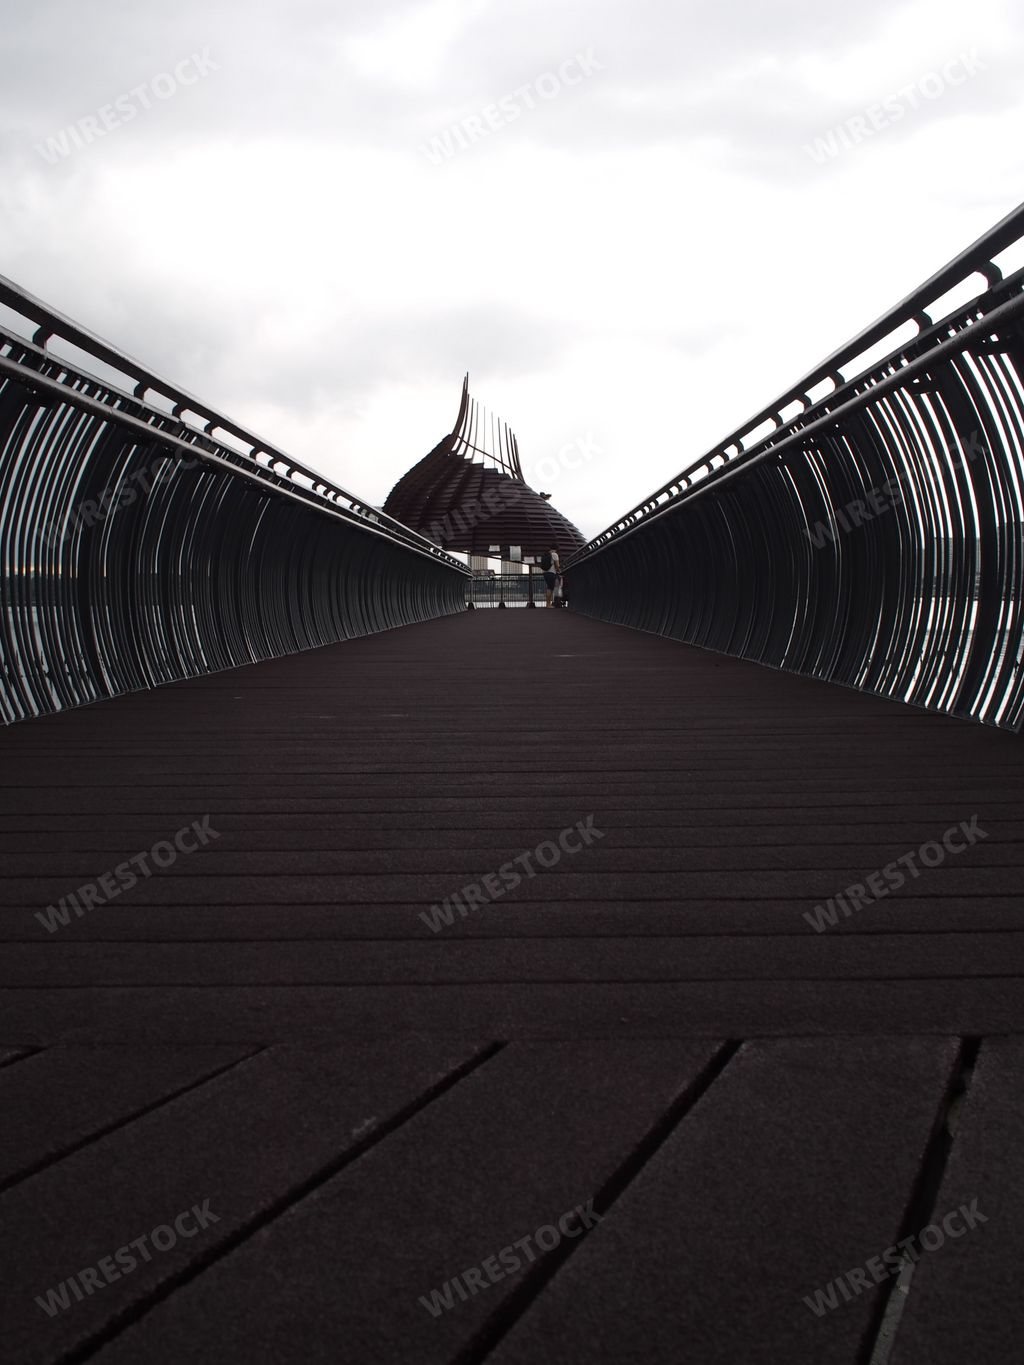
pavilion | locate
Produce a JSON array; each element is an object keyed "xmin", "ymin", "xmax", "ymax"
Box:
[{"xmin": 382, "ymin": 375, "xmax": 585, "ymax": 567}]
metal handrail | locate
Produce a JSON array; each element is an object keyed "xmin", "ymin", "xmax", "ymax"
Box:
[
  {"xmin": 0, "ymin": 274, "xmax": 466, "ymax": 572},
  {"xmin": 568, "ymin": 202, "xmax": 1024, "ymax": 730},
  {"xmin": 0, "ymin": 279, "xmax": 467, "ymax": 724},
  {"xmin": 571, "ymin": 200, "xmax": 1024, "ymax": 564}
]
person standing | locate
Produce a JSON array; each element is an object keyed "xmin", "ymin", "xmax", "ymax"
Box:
[{"xmin": 539, "ymin": 547, "xmax": 561, "ymax": 607}]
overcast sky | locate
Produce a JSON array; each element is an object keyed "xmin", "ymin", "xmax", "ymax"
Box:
[{"xmin": 2, "ymin": 0, "xmax": 1022, "ymax": 540}]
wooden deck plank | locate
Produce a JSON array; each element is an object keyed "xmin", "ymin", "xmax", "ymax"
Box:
[
  {"xmin": 0, "ymin": 1042, "xmax": 483, "ymax": 1365},
  {"xmin": 0, "ymin": 1045, "xmax": 251, "ymax": 1190},
  {"xmin": 5, "ymin": 933, "xmax": 1024, "ymax": 986},
  {"xmin": 486, "ymin": 1038, "xmax": 956, "ymax": 1365},
  {"xmin": 891, "ymin": 1038, "xmax": 1024, "ymax": 1365},
  {"xmin": 3, "ymin": 981, "xmax": 1024, "ymax": 1043},
  {"xmin": 82, "ymin": 1041, "xmax": 723, "ymax": 1365}
]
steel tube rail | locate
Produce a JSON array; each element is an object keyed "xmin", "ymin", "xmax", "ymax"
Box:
[
  {"xmin": 569, "ymin": 203, "xmax": 1024, "ymax": 730},
  {"xmin": 0, "ymin": 282, "xmax": 468, "ymax": 725}
]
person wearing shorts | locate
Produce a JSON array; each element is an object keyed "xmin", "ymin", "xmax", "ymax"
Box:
[{"xmin": 542, "ymin": 548, "xmax": 561, "ymax": 607}]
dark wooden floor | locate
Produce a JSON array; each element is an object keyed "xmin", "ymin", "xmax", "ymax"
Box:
[{"xmin": 1, "ymin": 610, "xmax": 1021, "ymax": 1363}]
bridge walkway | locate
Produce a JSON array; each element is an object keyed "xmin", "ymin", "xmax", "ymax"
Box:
[{"xmin": 1, "ymin": 609, "xmax": 1021, "ymax": 1363}]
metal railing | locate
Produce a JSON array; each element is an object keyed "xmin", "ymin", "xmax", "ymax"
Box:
[
  {"xmin": 568, "ymin": 201, "xmax": 1024, "ymax": 730},
  {"xmin": 466, "ymin": 571, "xmax": 565, "ymax": 608},
  {"xmin": 0, "ymin": 277, "xmax": 468, "ymax": 724}
]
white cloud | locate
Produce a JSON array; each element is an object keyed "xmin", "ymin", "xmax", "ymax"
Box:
[
  {"xmin": 345, "ymin": 0, "xmax": 469, "ymax": 87},
  {"xmin": 0, "ymin": 0, "xmax": 1022, "ymax": 541}
]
